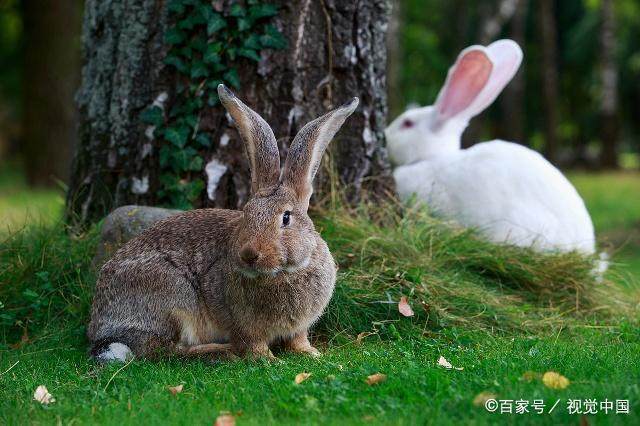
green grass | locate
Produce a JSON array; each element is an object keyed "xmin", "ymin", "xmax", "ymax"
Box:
[
  {"xmin": 0, "ymin": 167, "xmax": 639, "ymax": 425},
  {"xmin": 0, "ymin": 161, "xmax": 64, "ymax": 231}
]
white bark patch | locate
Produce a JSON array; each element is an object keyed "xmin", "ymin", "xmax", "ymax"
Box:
[
  {"xmin": 153, "ymin": 92, "xmax": 169, "ymax": 109},
  {"xmin": 344, "ymin": 44, "xmax": 357, "ymax": 65},
  {"xmin": 205, "ymin": 158, "xmax": 228, "ymax": 200},
  {"xmin": 131, "ymin": 175, "xmax": 149, "ymax": 194},
  {"xmin": 141, "ymin": 143, "xmax": 153, "ymax": 158},
  {"xmin": 219, "ymin": 132, "xmax": 230, "ymax": 147},
  {"xmin": 145, "ymin": 126, "xmax": 155, "ymax": 140},
  {"xmin": 362, "ymin": 108, "xmax": 374, "ymax": 148}
]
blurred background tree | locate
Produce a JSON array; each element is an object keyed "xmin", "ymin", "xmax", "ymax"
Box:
[{"xmin": 0, "ymin": 0, "xmax": 639, "ymax": 222}]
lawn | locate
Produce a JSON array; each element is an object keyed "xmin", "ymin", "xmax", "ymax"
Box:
[{"xmin": 1, "ymin": 165, "xmax": 639, "ymax": 425}]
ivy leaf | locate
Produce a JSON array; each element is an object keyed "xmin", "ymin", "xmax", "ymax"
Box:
[
  {"xmin": 207, "ymin": 12, "xmax": 227, "ymax": 35},
  {"xmin": 190, "ymin": 61, "xmax": 210, "ymax": 79},
  {"xmin": 237, "ymin": 18, "xmax": 251, "ymax": 31},
  {"xmin": 171, "ymin": 147, "xmax": 198, "ymax": 172},
  {"xmin": 191, "ymin": 36, "xmax": 208, "ymax": 52},
  {"xmin": 167, "ymin": 0, "xmax": 186, "ymax": 15},
  {"xmin": 159, "ymin": 145, "xmax": 172, "ymax": 168},
  {"xmin": 179, "ymin": 46, "xmax": 193, "ymax": 59},
  {"xmin": 223, "ymin": 68, "xmax": 241, "ymax": 89},
  {"xmin": 260, "ymin": 24, "xmax": 287, "ymax": 49},
  {"xmin": 249, "ymin": 4, "xmax": 278, "ymax": 21},
  {"xmin": 229, "ymin": 4, "xmax": 245, "ymax": 17},
  {"xmin": 185, "ymin": 180, "xmax": 205, "ymax": 201},
  {"xmin": 243, "ymin": 33, "xmax": 261, "ymax": 51},
  {"xmin": 165, "ymin": 126, "xmax": 190, "ymax": 148},
  {"xmin": 140, "ymin": 106, "xmax": 164, "ymax": 127},
  {"xmin": 164, "ymin": 55, "xmax": 188, "ymax": 73},
  {"xmin": 226, "ymin": 48, "xmax": 237, "ymax": 61},
  {"xmin": 195, "ymin": 132, "xmax": 212, "ymax": 147},
  {"xmin": 238, "ymin": 48, "xmax": 261, "ymax": 62},
  {"xmin": 165, "ymin": 28, "xmax": 186, "ymax": 45},
  {"xmin": 204, "ymin": 43, "xmax": 222, "ymax": 64},
  {"xmin": 188, "ymin": 156, "xmax": 204, "ymax": 171}
]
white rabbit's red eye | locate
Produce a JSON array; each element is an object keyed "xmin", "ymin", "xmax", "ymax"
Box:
[{"xmin": 401, "ymin": 119, "xmax": 415, "ymax": 129}]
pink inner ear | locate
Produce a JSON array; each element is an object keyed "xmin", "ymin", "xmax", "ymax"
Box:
[{"xmin": 437, "ymin": 50, "xmax": 493, "ymax": 120}]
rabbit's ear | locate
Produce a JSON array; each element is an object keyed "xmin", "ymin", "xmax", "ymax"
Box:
[
  {"xmin": 433, "ymin": 39, "xmax": 522, "ymax": 127},
  {"xmin": 281, "ymin": 98, "xmax": 359, "ymax": 205},
  {"xmin": 218, "ymin": 84, "xmax": 280, "ymax": 193}
]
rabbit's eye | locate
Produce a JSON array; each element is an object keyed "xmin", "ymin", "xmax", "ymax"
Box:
[
  {"xmin": 282, "ymin": 211, "xmax": 291, "ymax": 227},
  {"xmin": 401, "ymin": 119, "xmax": 415, "ymax": 129}
]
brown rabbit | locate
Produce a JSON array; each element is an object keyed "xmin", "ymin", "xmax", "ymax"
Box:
[{"xmin": 87, "ymin": 84, "xmax": 359, "ymax": 361}]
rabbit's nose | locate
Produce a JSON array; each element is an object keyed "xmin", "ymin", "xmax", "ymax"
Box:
[{"xmin": 239, "ymin": 246, "xmax": 260, "ymax": 265}]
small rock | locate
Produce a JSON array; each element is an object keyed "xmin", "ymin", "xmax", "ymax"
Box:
[{"xmin": 93, "ymin": 205, "xmax": 182, "ymax": 269}]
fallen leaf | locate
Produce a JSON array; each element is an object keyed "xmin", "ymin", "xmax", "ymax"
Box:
[
  {"xmin": 398, "ymin": 296, "xmax": 414, "ymax": 317},
  {"xmin": 437, "ymin": 355, "xmax": 464, "ymax": 370},
  {"xmin": 167, "ymin": 384, "xmax": 183, "ymax": 395},
  {"xmin": 215, "ymin": 413, "xmax": 235, "ymax": 426},
  {"xmin": 542, "ymin": 371, "xmax": 570, "ymax": 389},
  {"xmin": 294, "ymin": 372, "xmax": 311, "ymax": 384},
  {"xmin": 365, "ymin": 373, "xmax": 387, "ymax": 385},
  {"xmin": 473, "ymin": 391, "xmax": 497, "ymax": 407},
  {"xmin": 521, "ymin": 371, "xmax": 541, "ymax": 382},
  {"xmin": 33, "ymin": 385, "xmax": 55, "ymax": 405}
]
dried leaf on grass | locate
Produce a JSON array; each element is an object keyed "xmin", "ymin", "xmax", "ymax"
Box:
[
  {"xmin": 33, "ymin": 385, "xmax": 55, "ymax": 405},
  {"xmin": 473, "ymin": 391, "xmax": 497, "ymax": 407},
  {"xmin": 398, "ymin": 296, "xmax": 414, "ymax": 317},
  {"xmin": 294, "ymin": 372, "xmax": 311, "ymax": 384},
  {"xmin": 437, "ymin": 355, "xmax": 463, "ymax": 370},
  {"xmin": 167, "ymin": 384, "xmax": 183, "ymax": 395},
  {"xmin": 542, "ymin": 371, "xmax": 570, "ymax": 389},
  {"xmin": 365, "ymin": 373, "xmax": 387, "ymax": 385},
  {"xmin": 215, "ymin": 413, "xmax": 235, "ymax": 426},
  {"xmin": 521, "ymin": 371, "xmax": 541, "ymax": 382}
]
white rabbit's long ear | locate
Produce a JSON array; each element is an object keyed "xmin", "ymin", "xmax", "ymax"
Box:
[
  {"xmin": 218, "ymin": 84, "xmax": 280, "ymax": 194},
  {"xmin": 281, "ymin": 98, "xmax": 359, "ymax": 206},
  {"xmin": 433, "ymin": 39, "xmax": 522, "ymax": 128}
]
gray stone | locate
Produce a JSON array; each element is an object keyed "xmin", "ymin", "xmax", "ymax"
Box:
[{"xmin": 93, "ymin": 205, "xmax": 182, "ymax": 269}]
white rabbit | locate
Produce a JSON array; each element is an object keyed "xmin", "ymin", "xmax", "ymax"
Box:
[{"xmin": 385, "ymin": 39, "xmax": 597, "ymax": 255}]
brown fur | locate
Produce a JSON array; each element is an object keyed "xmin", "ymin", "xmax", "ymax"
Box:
[{"xmin": 87, "ymin": 86, "xmax": 359, "ymax": 361}]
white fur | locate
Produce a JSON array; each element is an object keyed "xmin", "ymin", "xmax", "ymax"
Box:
[
  {"xmin": 96, "ymin": 342, "xmax": 133, "ymax": 362},
  {"xmin": 386, "ymin": 40, "xmax": 597, "ymax": 255}
]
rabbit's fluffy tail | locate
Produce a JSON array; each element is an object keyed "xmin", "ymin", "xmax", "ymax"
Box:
[
  {"xmin": 91, "ymin": 341, "xmax": 133, "ymax": 363},
  {"xmin": 593, "ymin": 251, "xmax": 610, "ymax": 283}
]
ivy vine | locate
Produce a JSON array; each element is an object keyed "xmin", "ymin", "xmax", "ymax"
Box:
[{"xmin": 140, "ymin": 0, "xmax": 287, "ymax": 209}]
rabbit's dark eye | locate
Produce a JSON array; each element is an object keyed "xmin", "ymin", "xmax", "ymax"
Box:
[
  {"xmin": 282, "ymin": 211, "xmax": 291, "ymax": 227},
  {"xmin": 402, "ymin": 119, "xmax": 415, "ymax": 129}
]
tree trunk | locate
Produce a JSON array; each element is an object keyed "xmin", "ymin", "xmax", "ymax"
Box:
[
  {"xmin": 67, "ymin": 0, "xmax": 392, "ymax": 226},
  {"xmin": 386, "ymin": 0, "xmax": 402, "ymax": 117},
  {"xmin": 22, "ymin": 0, "xmax": 81, "ymax": 187},
  {"xmin": 537, "ymin": 0, "xmax": 559, "ymax": 164},
  {"xmin": 500, "ymin": 0, "xmax": 527, "ymax": 144},
  {"xmin": 599, "ymin": 0, "xmax": 619, "ymax": 169}
]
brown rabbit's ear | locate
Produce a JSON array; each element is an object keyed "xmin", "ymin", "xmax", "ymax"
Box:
[
  {"xmin": 218, "ymin": 84, "xmax": 280, "ymax": 193},
  {"xmin": 281, "ymin": 98, "xmax": 359, "ymax": 205}
]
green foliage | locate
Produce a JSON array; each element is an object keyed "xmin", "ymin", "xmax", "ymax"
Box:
[
  {"xmin": 143, "ymin": 0, "xmax": 288, "ymax": 209},
  {"xmin": 0, "ymin": 224, "xmax": 99, "ymax": 343}
]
